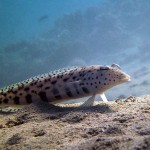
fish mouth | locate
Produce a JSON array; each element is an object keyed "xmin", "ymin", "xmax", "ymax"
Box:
[
  {"xmin": 120, "ymin": 73, "xmax": 131, "ymax": 82},
  {"xmin": 124, "ymin": 75, "xmax": 131, "ymax": 81}
]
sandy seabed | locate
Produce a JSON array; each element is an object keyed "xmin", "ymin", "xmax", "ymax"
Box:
[{"xmin": 0, "ymin": 95, "xmax": 150, "ymax": 150}]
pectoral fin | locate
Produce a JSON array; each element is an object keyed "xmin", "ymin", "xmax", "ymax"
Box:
[
  {"xmin": 100, "ymin": 93, "xmax": 108, "ymax": 102},
  {"xmin": 80, "ymin": 95, "xmax": 96, "ymax": 107}
]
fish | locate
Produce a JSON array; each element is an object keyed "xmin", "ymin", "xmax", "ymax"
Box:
[
  {"xmin": 38, "ymin": 15, "xmax": 49, "ymax": 22},
  {"xmin": 0, "ymin": 64, "xmax": 130, "ymax": 107}
]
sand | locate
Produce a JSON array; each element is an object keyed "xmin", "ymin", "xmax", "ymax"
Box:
[{"xmin": 0, "ymin": 95, "xmax": 150, "ymax": 150}]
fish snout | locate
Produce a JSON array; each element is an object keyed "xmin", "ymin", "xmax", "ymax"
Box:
[{"xmin": 120, "ymin": 72, "xmax": 131, "ymax": 82}]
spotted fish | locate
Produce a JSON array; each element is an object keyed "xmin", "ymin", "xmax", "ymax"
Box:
[{"xmin": 0, "ymin": 64, "xmax": 130, "ymax": 107}]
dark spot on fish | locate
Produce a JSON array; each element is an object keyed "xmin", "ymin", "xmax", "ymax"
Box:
[
  {"xmin": 13, "ymin": 97, "xmax": 20, "ymax": 104},
  {"xmin": 52, "ymin": 88, "xmax": 59, "ymax": 95},
  {"xmin": 75, "ymin": 87, "xmax": 80, "ymax": 94},
  {"xmin": 95, "ymin": 86, "xmax": 97, "ymax": 88},
  {"xmin": 91, "ymin": 83, "xmax": 93, "ymax": 85},
  {"xmin": 104, "ymin": 83, "xmax": 106, "ymax": 85},
  {"xmin": 3, "ymin": 99, "xmax": 8, "ymax": 104},
  {"xmin": 114, "ymin": 79, "xmax": 116, "ymax": 82},
  {"xmin": 34, "ymin": 81, "xmax": 37, "ymax": 85},
  {"xmin": 79, "ymin": 74, "xmax": 81, "ymax": 77},
  {"xmin": 66, "ymin": 91, "xmax": 73, "ymax": 97},
  {"xmin": 51, "ymin": 80, "xmax": 57, "ymax": 84},
  {"xmin": 26, "ymin": 94, "xmax": 32, "ymax": 104},
  {"xmin": 65, "ymin": 88, "xmax": 73, "ymax": 97},
  {"xmin": 101, "ymin": 74, "xmax": 103, "ymax": 76},
  {"xmin": 38, "ymin": 91, "xmax": 48, "ymax": 102},
  {"xmin": 109, "ymin": 79, "xmax": 111, "ymax": 81},
  {"xmin": 71, "ymin": 73, "xmax": 74, "ymax": 76},
  {"xmin": 82, "ymin": 87, "xmax": 89, "ymax": 94},
  {"xmin": 24, "ymin": 87, "xmax": 30, "ymax": 91},
  {"xmin": 37, "ymin": 84, "xmax": 43, "ymax": 88},
  {"xmin": 12, "ymin": 91, "xmax": 17, "ymax": 94},
  {"xmin": 88, "ymin": 77, "xmax": 91, "ymax": 80},
  {"xmin": 77, "ymin": 91, "xmax": 80, "ymax": 94},
  {"xmin": 55, "ymin": 95, "xmax": 62, "ymax": 99},
  {"xmin": 2, "ymin": 93, "xmax": 7, "ymax": 96},
  {"xmin": 72, "ymin": 76, "xmax": 76, "ymax": 80},
  {"xmin": 105, "ymin": 78, "xmax": 107, "ymax": 80},
  {"xmin": 18, "ymin": 86, "xmax": 22, "ymax": 90},
  {"xmin": 99, "ymin": 81, "xmax": 101, "ymax": 84},
  {"xmin": 96, "ymin": 76, "xmax": 98, "ymax": 79},
  {"xmin": 79, "ymin": 83, "xmax": 84, "ymax": 86},
  {"xmin": 9, "ymin": 96, "xmax": 12, "ymax": 99},
  {"xmin": 45, "ymin": 86, "xmax": 51, "ymax": 90},
  {"xmin": 19, "ymin": 93, "xmax": 23, "ymax": 96},
  {"xmin": 63, "ymin": 78, "xmax": 69, "ymax": 82},
  {"xmin": 31, "ymin": 90, "xmax": 36, "ymax": 94}
]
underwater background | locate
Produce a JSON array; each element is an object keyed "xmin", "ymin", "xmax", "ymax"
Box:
[{"xmin": 0, "ymin": 0, "xmax": 149, "ymax": 100}]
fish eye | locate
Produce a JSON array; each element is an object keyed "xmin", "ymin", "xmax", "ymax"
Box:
[{"xmin": 100, "ymin": 66, "xmax": 109, "ymax": 71}]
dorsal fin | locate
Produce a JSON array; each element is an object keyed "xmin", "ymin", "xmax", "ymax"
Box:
[{"xmin": 49, "ymin": 66, "xmax": 79, "ymax": 75}]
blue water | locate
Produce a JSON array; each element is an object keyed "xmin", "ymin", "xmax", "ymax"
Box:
[
  {"xmin": 0, "ymin": 0, "xmax": 149, "ymax": 99},
  {"xmin": 0, "ymin": 0, "xmax": 104, "ymax": 48}
]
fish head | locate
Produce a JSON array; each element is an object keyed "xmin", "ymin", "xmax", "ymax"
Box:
[{"xmin": 97, "ymin": 64, "xmax": 131, "ymax": 91}]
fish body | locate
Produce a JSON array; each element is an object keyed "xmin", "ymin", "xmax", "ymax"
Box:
[{"xmin": 0, "ymin": 64, "xmax": 130, "ymax": 106}]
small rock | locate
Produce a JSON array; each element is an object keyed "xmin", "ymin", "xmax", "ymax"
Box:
[
  {"xmin": 85, "ymin": 128, "xmax": 100, "ymax": 136},
  {"xmin": 32, "ymin": 129, "xmax": 46, "ymax": 137},
  {"xmin": 136, "ymin": 126, "xmax": 150, "ymax": 135},
  {"xmin": 113, "ymin": 114, "xmax": 134, "ymax": 123},
  {"xmin": 61, "ymin": 112, "xmax": 86, "ymax": 123},
  {"xmin": 129, "ymin": 136, "xmax": 150, "ymax": 150},
  {"xmin": 6, "ymin": 133, "xmax": 21, "ymax": 145},
  {"xmin": 124, "ymin": 96, "xmax": 137, "ymax": 102},
  {"xmin": 104, "ymin": 126, "xmax": 123, "ymax": 135},
  {"xmin": 114, "ymin": 98, "xmax": 122, "ymax": 103}
]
